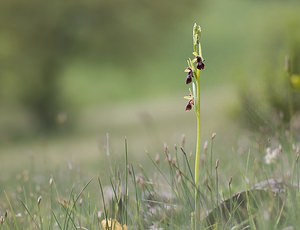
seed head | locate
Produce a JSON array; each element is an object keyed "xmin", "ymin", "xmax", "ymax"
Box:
[
  {"xmin": 211, "ymin": 133, "xmax": 217, "ymax": 140},
  {"xmin": 49, "ymin": 177, "xmax": 53, "ymax": 186},
  {"xmin": 215, "ymin": 159, "xmax": 219, "ymax": 169},
  {"xmin": 155, "ymin": 153, "xmax": 160, "ymax": 164},
  {"xmin": 181, "ymin": 134, "xmax": 186, "ymax": 149},
  {"xmin": 229, "ymin": 177, "xmax": 233, "ymax": 186},
  {"xmin": 37, "ymin": 196, "xmax": 42, "ymax": 206},
  {"xmin": 127, "ymin": 165, "xmax": 132, "ymax": 175},
  {"xmin": 136, "ymin": 175, "xmax": 145, "ymax": 190}
]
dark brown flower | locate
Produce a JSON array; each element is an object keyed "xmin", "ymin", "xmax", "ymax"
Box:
[
  {"xmin": 185, "ymin": 67, "xmax": 194, "ymax": 84},
  {"xmin": 196, "ymin": 56, "xmax": 205, "ymax": 70},
  {"xmin": 185, "ymin": 102, "xmax": 192, "ymax": 111},
  {"xmin": 185, "ymin": 98, "xmax": 194, "ymax": 111},
  {"xmin": 184, "ymin": 93, "xmax": 194, "ymax": 111}
]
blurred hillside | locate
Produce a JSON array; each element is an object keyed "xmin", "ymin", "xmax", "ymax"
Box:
[{"xmin": 0, "ymin": 0, "xmax": 300, "ymax": 142}]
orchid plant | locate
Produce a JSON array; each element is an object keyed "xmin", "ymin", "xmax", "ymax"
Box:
[{"xmin": 183, "ymin": 23, "xmax": 205, "ymax": 227}]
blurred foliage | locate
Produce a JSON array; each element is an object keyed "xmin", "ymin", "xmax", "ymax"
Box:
[
  {"xmin": 0, "ymin": 0, "xmax": 199, "ymax": 133},
  {"xmin": 238, "ymin": 16, "xmax": 300, "ymax": 137}
]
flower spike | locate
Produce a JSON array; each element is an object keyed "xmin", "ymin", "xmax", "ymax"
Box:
[{"xmin": 183, "ymin": 23, "xmax": 205, "ymax": 228}]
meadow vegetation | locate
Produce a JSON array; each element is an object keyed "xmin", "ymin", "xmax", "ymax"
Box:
[{"xmin": 1, "ymin": 0, "xmax": 300, "ymax": 229}]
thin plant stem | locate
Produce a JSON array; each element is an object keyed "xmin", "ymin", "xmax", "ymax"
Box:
[
  {"xmin": 210, "ymin": 135, "xmax": 214, "ymax": 179},
  {"xmin": 98, "ymin": 178, "xmax": 109, "ymax": 229},
  {"xmin": 38, "ymin": 201, "xmax": 43, "ymax": 230},
  {"xmin": 296, "ymin": 154, "xmax": 300, "ymax": 192},
  {"xmin": 52, "ymin": 211, "xmax": 63, "ymax": 230},
  {"xmin": 184, "ymin": 23, "xmax": 204, "ymax": 228},
  {"xmin": 287, "ymin": 73, "xmax": 294, "ymax": 138},
  {"xmin": 19, "ymin": 199, "xmax": 40, "ymax": 229},
  {"xmin": 194, "ymin": 71, "xmax": 201, "ymax": 226},
  {"xmin": 181, "ymin": 147, "xmax": 195, "ymax": 183},
  {"xmin": 4, "ymin": 191, "xmax": 19, "ymax": 230},
  {"xmin": 215, "ymin": 160, "xmax": 219, "ymax": 206},
  {"xmin": 194, "ymin": 70, "xmax": 201, "ymax": 190},
  {"xmin": 130, "ymin": 164, "xmax": 142, "ymax": 228},
  {"xmin": 124, "ymin": 137, "xmax": 128, "ymax": 225},
  {"xmin": 194, "ymin": 24, "xmax": 203, "ymax": 226},
  {"xmin": 49, "ymin": 178, "xmax": 53, "ymax": 230},
  {"xmin": 194, "ymin": 29, "xmax": 203, "ymax": 191}
]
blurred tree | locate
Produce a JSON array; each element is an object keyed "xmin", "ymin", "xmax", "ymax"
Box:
[{"xmin": 0, "ymin": 0, "xmax": 199, "ymax": 132}]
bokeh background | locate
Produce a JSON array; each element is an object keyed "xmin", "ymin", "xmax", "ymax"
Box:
[{"xmin": 1, "ymin": 0, "xmax": 300, "ymax": 179}]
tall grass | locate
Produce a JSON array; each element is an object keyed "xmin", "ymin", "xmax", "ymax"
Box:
[{"xmin": 0, "ymin": 133, "xmax": 300, "ymax": 229}]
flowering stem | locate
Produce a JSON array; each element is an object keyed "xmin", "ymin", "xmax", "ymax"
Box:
[
  {"xmin": 183, "ymin": 23, "xmax": 204, "ymax": 227},
  {"xmin": 193, "ymin": 23, "xmax": 203, "ymax": 225}
]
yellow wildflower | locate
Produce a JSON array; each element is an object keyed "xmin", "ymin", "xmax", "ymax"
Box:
[{"xmin": 101, "ymin": 218, "xmax": 128, "ymax": 230}]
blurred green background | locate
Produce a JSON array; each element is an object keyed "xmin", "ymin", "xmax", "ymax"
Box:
[{"xmin": 1, "ymin": 0, "xmax": 300, "ymax": 176}]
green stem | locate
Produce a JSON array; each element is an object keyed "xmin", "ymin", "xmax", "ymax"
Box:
[
  {"xmin": 194, "ymin": 68, "xmax": 201, "ymax": 223},
  {"xmin": 195, "ymin": 70, "xmax": 201, "ymax": 189},
  {"xmin": 191, "ymin": 23, "xmax": 203, "ymax": 227},
  {"xmin": 194, "ymin": 24, "xmax": 202, "ymax": 190},
  {"xmin": 287, "ymin": 72, "xmax": 294, "ymax": 135}
]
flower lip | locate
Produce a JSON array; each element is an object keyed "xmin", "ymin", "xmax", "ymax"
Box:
[
  {"xmin": 185, "ymin": 102, "xmax": 193, "ymax": 111},
  {"xmin": 185, "ymin": 67, "xmax": 194, "ymax": 84},
  {"xmin": 196, "ymin": 56, "xmax": 205, "ymax": 70},
  {"xmin": 184, "ymin": 94, "xmax": 194, "ymax": 111}
]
